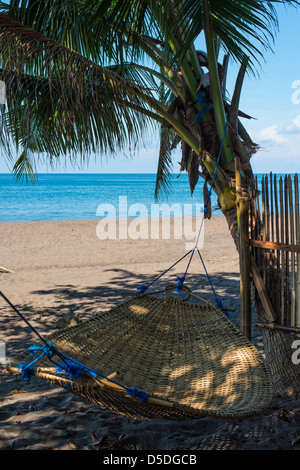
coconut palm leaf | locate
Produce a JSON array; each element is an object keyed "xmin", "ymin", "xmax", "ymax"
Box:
[
  {"xmin": 0, "ymin": 13, "xmax": 178, "ymax": 162},
  {"xmin": 12, "ymin": 149, "xmax": 36, "ymax": 183},
  {"xmin": 173, "ymin": 0, "xmax": 299, "ymax": 72},
  {"xmin": 154, "ymin": 126, "xmax": 175, "ymax": 200}
]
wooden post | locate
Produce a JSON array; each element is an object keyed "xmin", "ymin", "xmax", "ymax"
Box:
[{"xmin": 239, "ymin": 197, "xmax": 251, "ymax": 340}]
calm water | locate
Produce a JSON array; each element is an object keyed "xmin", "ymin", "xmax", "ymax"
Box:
[{"xmin": 0, "ymin": 172, "xmax": 292, "ymax": 222}]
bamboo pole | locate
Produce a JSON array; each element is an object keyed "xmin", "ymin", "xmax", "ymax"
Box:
[
  {"xmin": 288, "ymin": 175, "xmax": 296, "ymax": 326},
  {"xmin": 274, "ymin": 174, "xmax": 281, "ymax": 316},
  {"xmin": 250, "ymin": 254, "xmax": 276, "ymax": 323},
  {"xmin": 239, "ymin": 197, "xmax": 251, "ymax": 339},
  {"xmin": 284, "ymin": 175, "xmax": 290, "ymax": 325},
  {"xmin": 279, "ymin": 177, "xmax": 285, "ymax": 325},
  {"xmin": 255, "ymin": 175, "xmax": 262, "ymax": 274},
  {"xmin": 261, "ymin": 176, "xmax": 267, "ymax": 285},
  {"xmin": 295, "ymin": 174, "xmax": 300, "ymax": 327},
  {"xmin": 269, "ymin": 173, "xmax": 275, "ymax": 301},
  {"xmin": 234, "ymin": 157, "xmax": 242, "ymax": 230},
  {"xmin": 249, "ymin": 240, "xmax": 300, "ymax": 253}
]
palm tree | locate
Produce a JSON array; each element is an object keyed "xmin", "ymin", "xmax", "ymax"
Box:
[{"xmin": 0, "ymin": 0, "xmax": 299, "ymax": 392}]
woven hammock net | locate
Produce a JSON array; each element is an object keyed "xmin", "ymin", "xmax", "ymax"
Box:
[{"xmin": 9, "ymin": 292, "xmax": 273, "ymax": 420}]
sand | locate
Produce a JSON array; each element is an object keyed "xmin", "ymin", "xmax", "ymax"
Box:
[{"xmin": 1, "ymin": 216, "xmax": 300, "ymax": 452}]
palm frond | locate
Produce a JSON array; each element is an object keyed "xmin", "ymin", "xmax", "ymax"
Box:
[
  {"xmin": 154, "ymin": 126, "xmax": 175, "ymax": 200},
  {"xmin": 173, "ymin": 0, "xmax": 300, "ymax": 73},
  {"xmin": 0, "ymin": 13, "xmax": 167, "ymax": 160},
  {"xmin": 12, "ymin": 149, "xmax": 37, "ymax": 183}
]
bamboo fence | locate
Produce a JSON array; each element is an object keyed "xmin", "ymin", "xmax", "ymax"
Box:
[{"xmin": 249, "ymin": 173, "xmax": 300, "ymax": 330}]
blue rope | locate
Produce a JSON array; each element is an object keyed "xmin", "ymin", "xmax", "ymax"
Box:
[
  {"xmin": 136, "ymin": 248, "xmax": 194, "ymax": 295},
  {"xmin": 136, "ymin": 120, "xmax": 230, "ymax": 307},
  {"xmin": 0, "ymin": 291, "xmax": 149, "ymax": 403},
  {"xmin": 194, "ymin": 92, "xmax": 211, "ymax": 122}
]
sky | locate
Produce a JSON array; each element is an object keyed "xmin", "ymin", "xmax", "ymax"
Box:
[{"xmin": 0, "ymin": 3, "xmax": 300, "ymax": 175}]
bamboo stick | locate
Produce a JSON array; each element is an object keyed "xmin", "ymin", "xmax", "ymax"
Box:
[
  {"xmin": 295, "ymin": 174, "xmax": 300, "ymax": 327},
  {"xmin": 265, "ymin": 174, "xmax": 271, "ymax": 294},
  {"xmin": 261, "ymin": 176, "xmax": 267, "ymax": 285},
  {"xmin": 250, "ymin": 255, "xmax": 276, "ymax": 323},
  {"xmin": 249, "ymin": 240, "xmax": 300, "ymax": 253},
  {"xmin": 280, "ymin": 177, "xmax": 285, "ymax": 325},
  {"xmin": 239, "ymin": 197, "xmax": 251, "ymax": 339},
  {"xmin": 284, "ymin": 175, "xmax": 290, "ymax": 325},
  {"xmin": 255, "ymin": 322, "xmax": 300, "ymax": 334},
  {"xmin": 269, "ymin": 173, "xmax": 275, "ymax": 302},
  {"xmin": 255, "ymin": 176, "xmax": 262, "ymax": 274},
  {"xmin": 288, "ymin": 175, "xmax": 296, "ymax": 326},
  {"xmin": 235, "ymin": 157, "xmax": 242, "ymax": 231},
  {"xmin": 274, "ymin": 174, "xmax": 281, "ymax": 316}
]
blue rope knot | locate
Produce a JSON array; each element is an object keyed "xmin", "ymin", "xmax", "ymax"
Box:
[
  {"xmin": 28, "ymin": 344, "xmax": 44, "ymax": 357},
  {"xmin": 137, "ymin": 285, "xmax": 147, "ymax": 295},
  {"xmin": 43, "ymin": 342, "xmax": 57, "ymax": 359},
  {"xmin": 63, "ymin": 362, "xmax": 85, "ymax": 381},
  {"xmin": 28, "ymin": 342, "xmax": 57, "ymax": 359},
  {"xmin": 176, "ymin": 276, "xmax": 185, "ymax": 292},
  {"xmin": 127, "ymin": 386, "xmax": 148, "ymax": 403},
  {"xmin": 18, "ymin": 363, "xmax": 34, "ymax": 382}
]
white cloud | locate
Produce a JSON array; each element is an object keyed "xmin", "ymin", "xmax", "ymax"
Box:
[
  {"xmin": 284, "ymin": 114, "xmax": 300, "ymax": 134},
  {"xmin": 248, "ymin": 124, "xmax": 287, "ymax": 145},
  {"xmin": 259, "ymin": 125, "xmax": 288, "ymax": 144}
]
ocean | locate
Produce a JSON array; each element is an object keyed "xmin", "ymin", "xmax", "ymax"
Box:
[
  {"xmin": 0, "ymin": 172, "xmax": 291, "ymax": 223},
  {"xmin": 0, "ymin": 173, "xmax": 219, "ymax": 222}
]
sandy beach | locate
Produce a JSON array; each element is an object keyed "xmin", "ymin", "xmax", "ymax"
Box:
[{"xmin": 1, "ymin": 215, "xmax": 300, "ymax": 451}]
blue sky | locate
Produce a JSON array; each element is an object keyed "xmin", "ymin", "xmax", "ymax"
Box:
[{"xmin": 0, "ymin": 3, "xmax": 300, "ymax": 175}]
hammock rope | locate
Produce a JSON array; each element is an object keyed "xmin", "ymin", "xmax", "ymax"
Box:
[
  {"xmin": 136, "ymin": 120, "xmax": 229, "ymax": 312},
  {"xmin": 0, "ymin": 290, "xmax": 149, "ymax": 402},
  {"xmin": 2, "ymin": 122, "xmax": 229, "ymax": 391}
]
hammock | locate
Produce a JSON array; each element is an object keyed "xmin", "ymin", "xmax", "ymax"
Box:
[
  {"xmin": 2, "ymin": 121, "xmax": 273, "ymax": 420},
  {"xmin": 5, "ymin": 286, "xmax": 273, "ymax": 420}
]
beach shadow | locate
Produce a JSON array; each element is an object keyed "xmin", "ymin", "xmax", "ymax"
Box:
[{"xmin": 0, "ymin": 269, "xmax": 270, "ymax": 450}]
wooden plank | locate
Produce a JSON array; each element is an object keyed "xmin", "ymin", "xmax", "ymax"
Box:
[
  {"xmin": 250, "ymin": 254, "xmax": 277, "ymax": 323},
  {"xmin": 249, "ymin": 239, "xmax": 300, "ymax": 253}
]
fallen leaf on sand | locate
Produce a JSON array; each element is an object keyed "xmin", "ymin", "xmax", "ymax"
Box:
[
  {"xmin": 292, "ymin": 436, "xmax": 300, "ymax": 446},
  {"xmin": 66, "ymin": 441, "xmax": 77, "ymax": 450},
  {"xmin": 91, "ymin": 432, "xmax": 108, "ymax": 447},
  {"xmin": 275, "ymin": 409, "xmax": 297, "ymax": 424},
  {"xmin": 9, "ymin": 390, "xmax": 28, "ymax": 395},
  {"xmin": 64, "ymin": 408, "xmax": 83, "ymax": 415}
]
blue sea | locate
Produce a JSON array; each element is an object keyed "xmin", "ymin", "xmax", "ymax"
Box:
[
  {"xmin": 0, "ymin": 172, "xmax": 292, "ymax": 223},
  {"xmin": 0, "ymin": 173, "xmax": 220, "ymax": 222}
]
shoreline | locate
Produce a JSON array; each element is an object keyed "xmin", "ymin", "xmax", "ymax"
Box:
[{"xmin": 0, "ymin": 212, "xmax": 224, "ymax": 225}]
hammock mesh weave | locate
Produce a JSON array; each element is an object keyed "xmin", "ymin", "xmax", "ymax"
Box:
[{"xmin": 9, "ymin": 293, "xmax": 273, "ymax": 420}]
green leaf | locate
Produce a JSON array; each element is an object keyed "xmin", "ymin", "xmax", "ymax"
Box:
[{"xmin": 12, "ymin": 150, "xmax": 37, "ymax": 184}]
